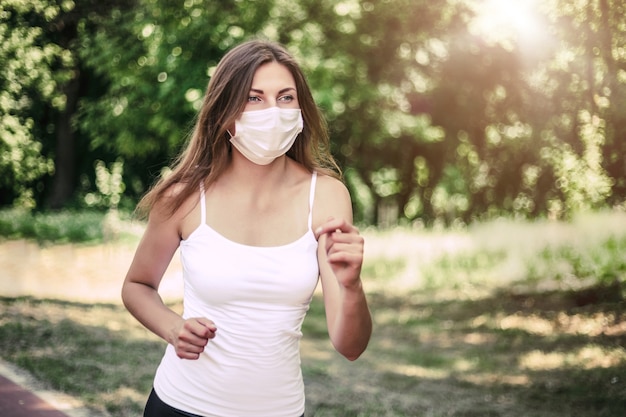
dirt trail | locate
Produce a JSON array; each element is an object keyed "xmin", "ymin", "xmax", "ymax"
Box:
[
  {"xmin": 0, "ymin": 231, "xmax": 412, "ymax": 303},
  {"xmin": 0, "ymin": 240, "xmax": 183, "ymax": 303}
]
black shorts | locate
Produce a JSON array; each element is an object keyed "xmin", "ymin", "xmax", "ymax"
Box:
[
  {"xmin": 143, "ymin": 388, "xmax": 305, "ymax": 417},
  {"xmin": 144, "ymin": 389, "xmax": 202, "ymax": 417}
]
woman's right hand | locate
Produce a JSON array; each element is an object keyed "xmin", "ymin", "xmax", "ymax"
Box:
[{"xmin": 172, "ymin": 317, "xmax": 217, "ymax": 360}]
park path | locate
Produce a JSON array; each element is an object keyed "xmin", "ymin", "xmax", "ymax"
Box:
[
  {"xmin": 1, "ymin": 373, "xmax": 72, "ymax": 417},
  {"xmin": 0, "ymin": 358, "xmax": 110, "ymax": 417}
]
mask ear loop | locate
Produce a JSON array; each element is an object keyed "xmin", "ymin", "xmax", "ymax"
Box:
[
  {"xmin": 225, "ymin": 129, "xmax": 236, "ymax": 153},
  {"xmin": 226, "ymin": 118, "xmax": 237, "ymax": 138}
]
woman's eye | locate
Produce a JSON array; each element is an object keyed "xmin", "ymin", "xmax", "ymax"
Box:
[
  {"xmin": 278, "ymin": 95, "xmax": 294, "ymax": 102},
  {"xmin": 247, "ymin": 96, "xmax": 261, "ymax": 102}
]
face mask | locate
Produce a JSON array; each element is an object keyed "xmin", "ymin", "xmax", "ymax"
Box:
[{"xmin": 229, "ymin": 107, "xmax": 303, "ymax": 165}]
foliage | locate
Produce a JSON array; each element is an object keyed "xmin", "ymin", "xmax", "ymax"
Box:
[
  {"xmin": 77, "ymin": 0, "xmax": 275, "ymax": 198},
  {"xmin": 2, "ymin": 0, "xmax": 626, "ymax": 225},
  {"xmin": 530, "ymin": 235, "xmax": 626, "ymax": 286},
  {"xmin": 0, "ymin": 0, "xmax": 136, "ymax": 209},
  {"xmin": 0, "ymin": 0, "xmax": 63, "ymax": 206},
  {"xmin": 84, "ymin": 159, "xmax": 125, "ymax": 210},
  {"xmin": 360, "ymin": 210, "xmax": 626, "ymax": 295},
  {"xmin": 0, "ymin": 208, "xmax": 106, "ymax": 243}
]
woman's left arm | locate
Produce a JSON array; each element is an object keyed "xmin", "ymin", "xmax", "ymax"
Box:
[{"xmin": 314, "ymin": 178, "xmax": 372, "ymax": 361}]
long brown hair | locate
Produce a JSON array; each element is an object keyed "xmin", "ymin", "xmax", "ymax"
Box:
[{"xmin": 137, "ymin": 39, "xmax": 341, "ymax": 218}]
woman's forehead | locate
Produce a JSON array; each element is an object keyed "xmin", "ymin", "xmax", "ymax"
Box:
[{"xmin": 250, "ymin": 62, "xmax": 296, "ymax": 91}]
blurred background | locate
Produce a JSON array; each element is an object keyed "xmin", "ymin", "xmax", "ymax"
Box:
[
  {"xmin": 1, "ymin": 1, "xmax": 625, "ymax": 416},
  {"xmin": 2, "ymin": 0, "xmax": 625, "ymax": 225}
]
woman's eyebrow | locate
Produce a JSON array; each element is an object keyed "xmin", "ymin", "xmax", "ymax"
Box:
[{"xmin": 249, "ymin": 87, "xmax": 296, "ymax": 95}]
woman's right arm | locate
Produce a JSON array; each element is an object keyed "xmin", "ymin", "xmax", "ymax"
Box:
[{"xmin": 121, "ymin": 198, "xmax": 216, "ymax": 359}]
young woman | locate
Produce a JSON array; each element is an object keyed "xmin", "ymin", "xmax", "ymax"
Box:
[{"xmin": 122, "ymin": 39, "xmax": 372, "ymax": 417}]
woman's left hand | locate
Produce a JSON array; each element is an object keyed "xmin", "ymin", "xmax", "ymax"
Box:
[{"xmin": 315, "ymin": 217, "xmax": 364, "ymax": 289}]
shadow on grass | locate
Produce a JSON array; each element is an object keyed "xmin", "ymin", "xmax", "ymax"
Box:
[
  {"xmin": 1, "ymin": 287, "xmax": 625, "ymax": 417},
  {"xmin": 301, "ymin": 284, "xmax": 626, "ymax": 417},
  {"xmin": 0, "ymin": 297, "xmax": 163, "ymax": 416}
]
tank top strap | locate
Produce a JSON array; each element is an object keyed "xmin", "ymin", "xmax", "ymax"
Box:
[
  {"xmin": 307, "ymin": 171, "xmax": 317, "ymax": 230},
  {"xmin": 199, "ymin": 182, "xmax": 206, "ymax": 225}
]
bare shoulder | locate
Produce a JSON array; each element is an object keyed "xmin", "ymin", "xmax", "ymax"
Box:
[
  {"xmin": 316, "ymin": 173, "xmax": 350, "ymax": 200},
  {"xmin": 149, "ymin": 182, "xmax": 198, "ymax": 230},
  {"xmin": 313, "ymin": 173, "xmax": 353, "ymax": 227}
]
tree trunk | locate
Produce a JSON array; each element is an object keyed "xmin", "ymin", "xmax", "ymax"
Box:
[{"xmin": 48, "ymin": 71, "xmax": 81, "ymax": 209}]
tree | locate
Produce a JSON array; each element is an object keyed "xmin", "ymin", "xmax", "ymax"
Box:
[
  {"xmin": 3, "ymin": 0, "xmax": 625, "ymax": 226},
  {"xmin": 78, "ymin": 0, "xmax": 275, "ymax": 202},
  {"xmin": 0, "ymin": 0, "xmax": 63, "ymax": 207},
  {"xmin": 1, "ymin": 0, "xmax": 275, "ymax": 209},
  {"xmin": 0, "ymin": 0, "xmax": 135, "ymax": 209}
]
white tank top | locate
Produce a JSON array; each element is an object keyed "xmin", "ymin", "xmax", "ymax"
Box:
[{"xmin": 153, "ymin": 172, "xmax": 319, "ymax": 417}]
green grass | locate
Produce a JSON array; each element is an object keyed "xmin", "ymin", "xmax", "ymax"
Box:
[
  {"xmin": 361, "ymin": 256, "xmax": 406, "ymax": 283},
  {"xmin": 0, "ymin": 298, "xmax": 164, "ymax": 416},
  {"xmin": 362, "ymin": 210, "xmax": 626, "ymax": 296},
  {"xmin": 0, "ymin": 208, "xmax": 139, "ymax": 244},
  {"xmin": 1, "ymin": 211, "xmax": 626, "ymax": 416},
  {"xmin": 530, "ymin": 234, "xmax": 626, "ymax": 285},
  {"xmin": 1, "ymin": 289, "xmax": 625, "ymax": 416}
]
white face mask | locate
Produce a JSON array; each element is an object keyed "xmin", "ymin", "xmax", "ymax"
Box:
[{"xmin": 229, "ymin": 107, "xmax": 304, "ymax": 165}]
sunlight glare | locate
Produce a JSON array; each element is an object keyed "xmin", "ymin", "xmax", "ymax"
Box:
[
  {"xmin": 520, "ymin": 346, "xmax": 625, "ymax": 371},
  {"xmin": 468, "ymin": 0, "xmax": 545, "ymax": 51}
]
